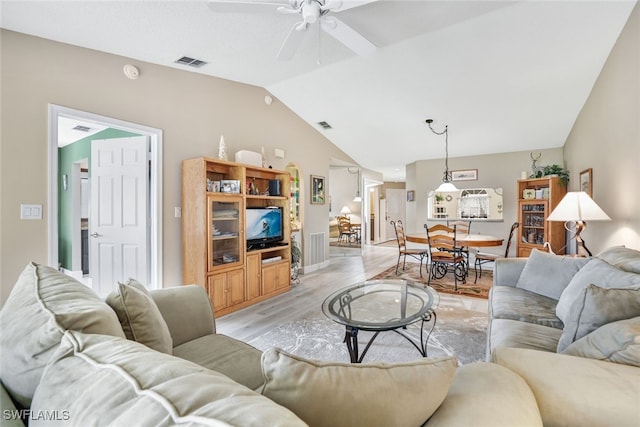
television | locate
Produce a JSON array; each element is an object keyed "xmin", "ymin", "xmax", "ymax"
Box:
[{"xmin": 246, "ymin": 206, "xmax": 284, "ymax": 248}]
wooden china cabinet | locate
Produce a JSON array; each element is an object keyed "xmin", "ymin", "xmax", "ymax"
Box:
[{"xmin": 516, "ymin": 177, "xmax": 567, "ymax": 257}]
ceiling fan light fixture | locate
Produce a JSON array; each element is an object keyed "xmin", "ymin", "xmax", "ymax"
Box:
[{"xmin": 208, "ymin": 0, "xmax": 376, "ymax": 61}]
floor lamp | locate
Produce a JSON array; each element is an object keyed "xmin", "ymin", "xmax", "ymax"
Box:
[{"xmin": 546, "ymin": 192, "xmax": 610, "ymax": 257}]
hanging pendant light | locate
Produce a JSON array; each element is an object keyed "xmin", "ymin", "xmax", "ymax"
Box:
[
  {"xmin": 426, "ymin": 119, "xmax": 458, "ymax": 192},
  {"xmin": 353, "ymin": 168, "xmax": 362, "ymax": 202},
  {"xmin": 348, "ymin": 167, "xmax": 362, "ymax": 202}
]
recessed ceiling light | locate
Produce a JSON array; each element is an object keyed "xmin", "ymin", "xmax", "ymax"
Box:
[
  {"xmin": 72, "ymin": 125, "xmax": 92, "ymax": 132},
  {"xmin": 317, "ymin": 121, "xmax": 332, "ymax": 129}
]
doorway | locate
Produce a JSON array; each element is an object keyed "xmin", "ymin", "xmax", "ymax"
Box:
[
  {"xmin": 48, "ymin": 105, "xmax": 163, "ymax": 294},
  {"xmin": 384, "ymin": 188, "xmax": 406, "ymax": 239}
]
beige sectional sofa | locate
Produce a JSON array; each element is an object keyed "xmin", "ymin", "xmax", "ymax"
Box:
[
  {"xmin": 1, "ymin": 248, "xmax": 638, "ymax": 426},
  {"xmin": 1, "ymin": 262, "xmax": 541, "ymax": 427},
  {"xmin": 487, "ymin": 246, "xmax": 640, "ymax": 426}
]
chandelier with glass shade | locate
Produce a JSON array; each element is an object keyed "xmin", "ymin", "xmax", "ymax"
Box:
[{"xmin": 426, "ymin": 118, "xmax": 458, "ymax": 192}]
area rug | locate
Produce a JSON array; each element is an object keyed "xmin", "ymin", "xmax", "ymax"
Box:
[
  {"xmin": 367, "ymin": 262, "xmax": 493, "ymax": 299},
  {"xmin": 249, "ymin": 304, "xmax": 487, "ymax": 365},
  {"xmin": 329, "ymin": 240, "xmax": 361, "ymax": 249}
]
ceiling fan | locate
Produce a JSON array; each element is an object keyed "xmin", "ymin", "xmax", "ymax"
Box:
[{"xmin": 207, "ymin": 0, "xmax": 377, "ymax": 60}]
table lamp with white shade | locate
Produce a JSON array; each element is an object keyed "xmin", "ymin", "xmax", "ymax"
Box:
[
  {"xmin": 340, "ymin": 206, "xmax": 352, "ymax": 219},
  {"xmin": 546, "ymin": 191, "xmax": 611, "ymax": 257}
]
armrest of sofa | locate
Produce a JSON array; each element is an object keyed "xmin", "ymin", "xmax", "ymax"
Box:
[
  {"xmin": 493, "ymin": 346, "xmax": 640, "ymax": 427},
  {"xmin": 1, "ymin": 381, "xmax": 25, "ymax": 427},
  {"xmin": 493, "ymin": 258, "xmax": 527, "ymax": 287},
  {"xmin": 150, "ymin": 285, "xmax": 216, "ymax": 347}
]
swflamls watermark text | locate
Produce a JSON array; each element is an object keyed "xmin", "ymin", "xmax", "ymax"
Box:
[{"xmin": 3, "ymin": 409, "xmax": 70, "ymax": 421}]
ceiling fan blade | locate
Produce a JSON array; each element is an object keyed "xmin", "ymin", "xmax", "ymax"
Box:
[
  {"xmin": 207, "ymin": 0, "xmax": 288, "ymax": 14},
  {"xmin": 321, "ymin": 17, "xmax": 376, "ymax": 56},
  {"xmin": 328, "ymin": 0, "xmax": 378, "ymax": 13},
  {"xmin": 277, "ymin": 22, "xmax": 309, "ymax": 61}
]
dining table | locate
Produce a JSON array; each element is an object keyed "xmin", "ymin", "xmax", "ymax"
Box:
[
  {"xmin": 406, "ymin": 233, "xmax": 504, "ymax": 247},
  {"xmin": 406, "ymin": 232, "xmax": 504, "ymax": 281}
]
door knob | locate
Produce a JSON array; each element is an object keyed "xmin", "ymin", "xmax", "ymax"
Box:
[{"xmin": 90, "ymin": 232, "xmax": 101, "ymax": 238}]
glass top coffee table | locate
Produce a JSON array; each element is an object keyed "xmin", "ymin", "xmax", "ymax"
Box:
[{"xmin": 322, "ymin": 279, "xmax": 439, "ymax": 363}]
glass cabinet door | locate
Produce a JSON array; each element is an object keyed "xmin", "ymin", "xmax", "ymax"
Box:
[
  {"xmin": 208, "ymin": 196, "xmax": 242, "ymax": 270},
  {"xmin": 520, "ymin": 202, "xmax": 546, "ymax": 246}
]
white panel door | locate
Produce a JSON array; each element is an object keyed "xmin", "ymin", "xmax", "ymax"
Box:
[
  {"xmin": 90, "ymin": 136, "xmax": 149, "ymax": 296},
  {"xmin": 379, "ymin": 198, "xmax": 387, "ymax": 241},
  {"xmin": 385, "ymin": 188, "xmax": 406, "ymax": 238}
]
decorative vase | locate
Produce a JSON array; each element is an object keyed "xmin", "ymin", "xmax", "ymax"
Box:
[{"xmin": 218, "ymin": 135, "xmax": 228, "ymax": 161}]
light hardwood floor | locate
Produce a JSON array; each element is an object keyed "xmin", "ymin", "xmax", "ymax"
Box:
[{"xmin": 215, "ymin": 243, "xmax": 488, "ymax": 341}]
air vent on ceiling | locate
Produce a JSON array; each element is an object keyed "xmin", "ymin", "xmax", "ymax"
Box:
[
  {"xmin": 72, "ymin": 125, "xmax": 92, "ymax": 132},
  {"xmin": 175, "ymin": 56, "xmax": 208, "ymax": 68},
  {"xmin": 317, "ymin": 121, "xmax": 332, "ymax": 130}
]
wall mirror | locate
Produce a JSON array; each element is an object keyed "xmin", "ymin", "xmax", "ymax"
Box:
[{"xmin": 428, "ymin": 188, "xmax": 503, "ymax": 221}]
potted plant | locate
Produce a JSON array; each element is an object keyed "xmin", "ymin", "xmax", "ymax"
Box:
[
  {"xmin": 542, "ymin": 164, "xmax": 569, "ymax": 186},
  {"xmin": 435, "ymin": 193, "xmax": 444, "ymax": 204}
]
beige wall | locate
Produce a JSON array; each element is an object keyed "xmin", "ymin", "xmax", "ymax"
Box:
[
  {"xmin": 0, "ymin": 30, "xmax": 355, "ymax": 304},
  {"xmin": 564, "ymin": 3, "xmax": 640, "ymax": 253},
  {"xmin": 406, "ymin": 148, "xmax": 564, "ymax": 243}
]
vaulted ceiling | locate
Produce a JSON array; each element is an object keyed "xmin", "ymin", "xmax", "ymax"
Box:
[{"xmin": 1, "ymin": 1, "xmax": 636, "ymax": 181}]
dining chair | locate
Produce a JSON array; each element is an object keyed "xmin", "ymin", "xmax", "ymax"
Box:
[
  {"xmin": 338, "ymin": 216, "xmax": 357, "ymax": 243},
  {"xmin": 449, "ymin": 220, "xmax": 471, "ymax": 278},
  {"xmin": 391, "ymin": 220, "xmax": 428, "ymax": 277},
  {"xmin": 425, "ymin": 224, "xmax": 467, "ymax": 290},
  {"xmin": 473, "ymin": 222, "xmax": 519, "ymax": 283}
]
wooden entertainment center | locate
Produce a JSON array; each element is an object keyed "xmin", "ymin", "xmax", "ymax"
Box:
[{"xmin": 182, "ymin": 157, "xmax": 291, "ymax": 316}]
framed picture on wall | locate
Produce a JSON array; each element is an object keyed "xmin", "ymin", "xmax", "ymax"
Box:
[
  {"xmin": 311, "ymin": 175, "xmax": 325, "ymax": 204},
  {"xmin": 580, "ymin": 168, "xmax": 593, "ymax": 197},
  {"xmin": 451, "ymin": 169, "xmax": 478, "ymax": 181}
]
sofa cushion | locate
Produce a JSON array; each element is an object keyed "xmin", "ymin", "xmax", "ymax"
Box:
[
  {"xmin": 150, "ymin": 285, "xmax": 216, "ymax": 346},
  {"xmin": 562, "ymin": 317, "xmax": 640, "ymax": 367},
  {"xmin": 30, "ymin": 332, "xmax": 305, "ymax": 426},
  {"xmin": 493, "ymin": 346, "xmax": 640, "ymax": 427},
  {"xmin": 261, "ymin": 348, "xmax": 456, "ymax": 427},
  {"xmin": 515, "ymin": 249, "xmax": 590, "ymax": 299},
  {"xmin": 489, "ymin": 286, "xmax": 563, "ymax": 329},
  {"xmin": 597, "ymin": 246, "xmax": 640, "ymax": 274},
  {"xmin": 557, "ymin": 285, "xmax": 640, "ymax": 352},
  {"xmin": 426, "ymin": 362, "xmax": 542, "ymax": 427},
  {"xmin": 488, "ymin": 319, "xmax": 562, "ymax": 358},
  {"xmin": 556, "ymin": 258, "xmax": 640, "ymax": 323},
  {"xmin": 106, "ymin": 278, "xmax": 173, "ymax": 354},
  {"xmin": 0, "ymin": 262, "xmax": 124, "ymax": 409},
  {"xmin": 173, "ymin": 333, "xmax": 264, "ymax": 390}
]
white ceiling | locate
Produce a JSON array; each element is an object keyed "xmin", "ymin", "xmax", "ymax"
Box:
[
  {"xmin": 1, "ymin": 1, "xmax": 636, "ymax": 181},
  {"xmin": 57, "ymin": 117, "xmax": 108, "ymax": 147}
]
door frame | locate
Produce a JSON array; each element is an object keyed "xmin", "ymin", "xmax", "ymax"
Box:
[{"xmin": 47, "ymin": 104, "xmax": 163, "ymax": 289}]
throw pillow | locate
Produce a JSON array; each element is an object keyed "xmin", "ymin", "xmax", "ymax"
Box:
[
  {"xmin": 557, "ymin": 285, "xmax": 640, "ymax": 352},
  {"xmin": 561, "ymin": 317, "xmax": 640, "ymax": 367},
  {"xmin": 515, "ymin": 249, "xmax": 590, "ymax": 300},
  {"xmin": 0, "ymin": 262, "xmax": 125, "ymax": 408},
  {"xmin": 30, "ymin": 331, "xmax": 305, "ymax": 426},
  {"xmin": 106, "ymin": 278, "xmax": 173, "ymax": 354},
  {"xmin": 556, "ymin": 258, "xmax": 640, "ymax": 323},
  {"xmin": 596, "ymin": 246, "xmax": 640, "ymax": 274},
  {"xmin": 260, "ymin": 348, "xmax": 457, "ymax": 427}
]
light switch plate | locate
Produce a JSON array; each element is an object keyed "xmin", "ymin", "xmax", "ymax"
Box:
[{"xmin": 21, "ymin": 204, "xmax": 43, "ymax": 220}]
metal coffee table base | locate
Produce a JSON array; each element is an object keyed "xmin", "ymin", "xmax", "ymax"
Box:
[{"xmin": 343, "ymin": 312, "xmax": 437, "ymax": 363}]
